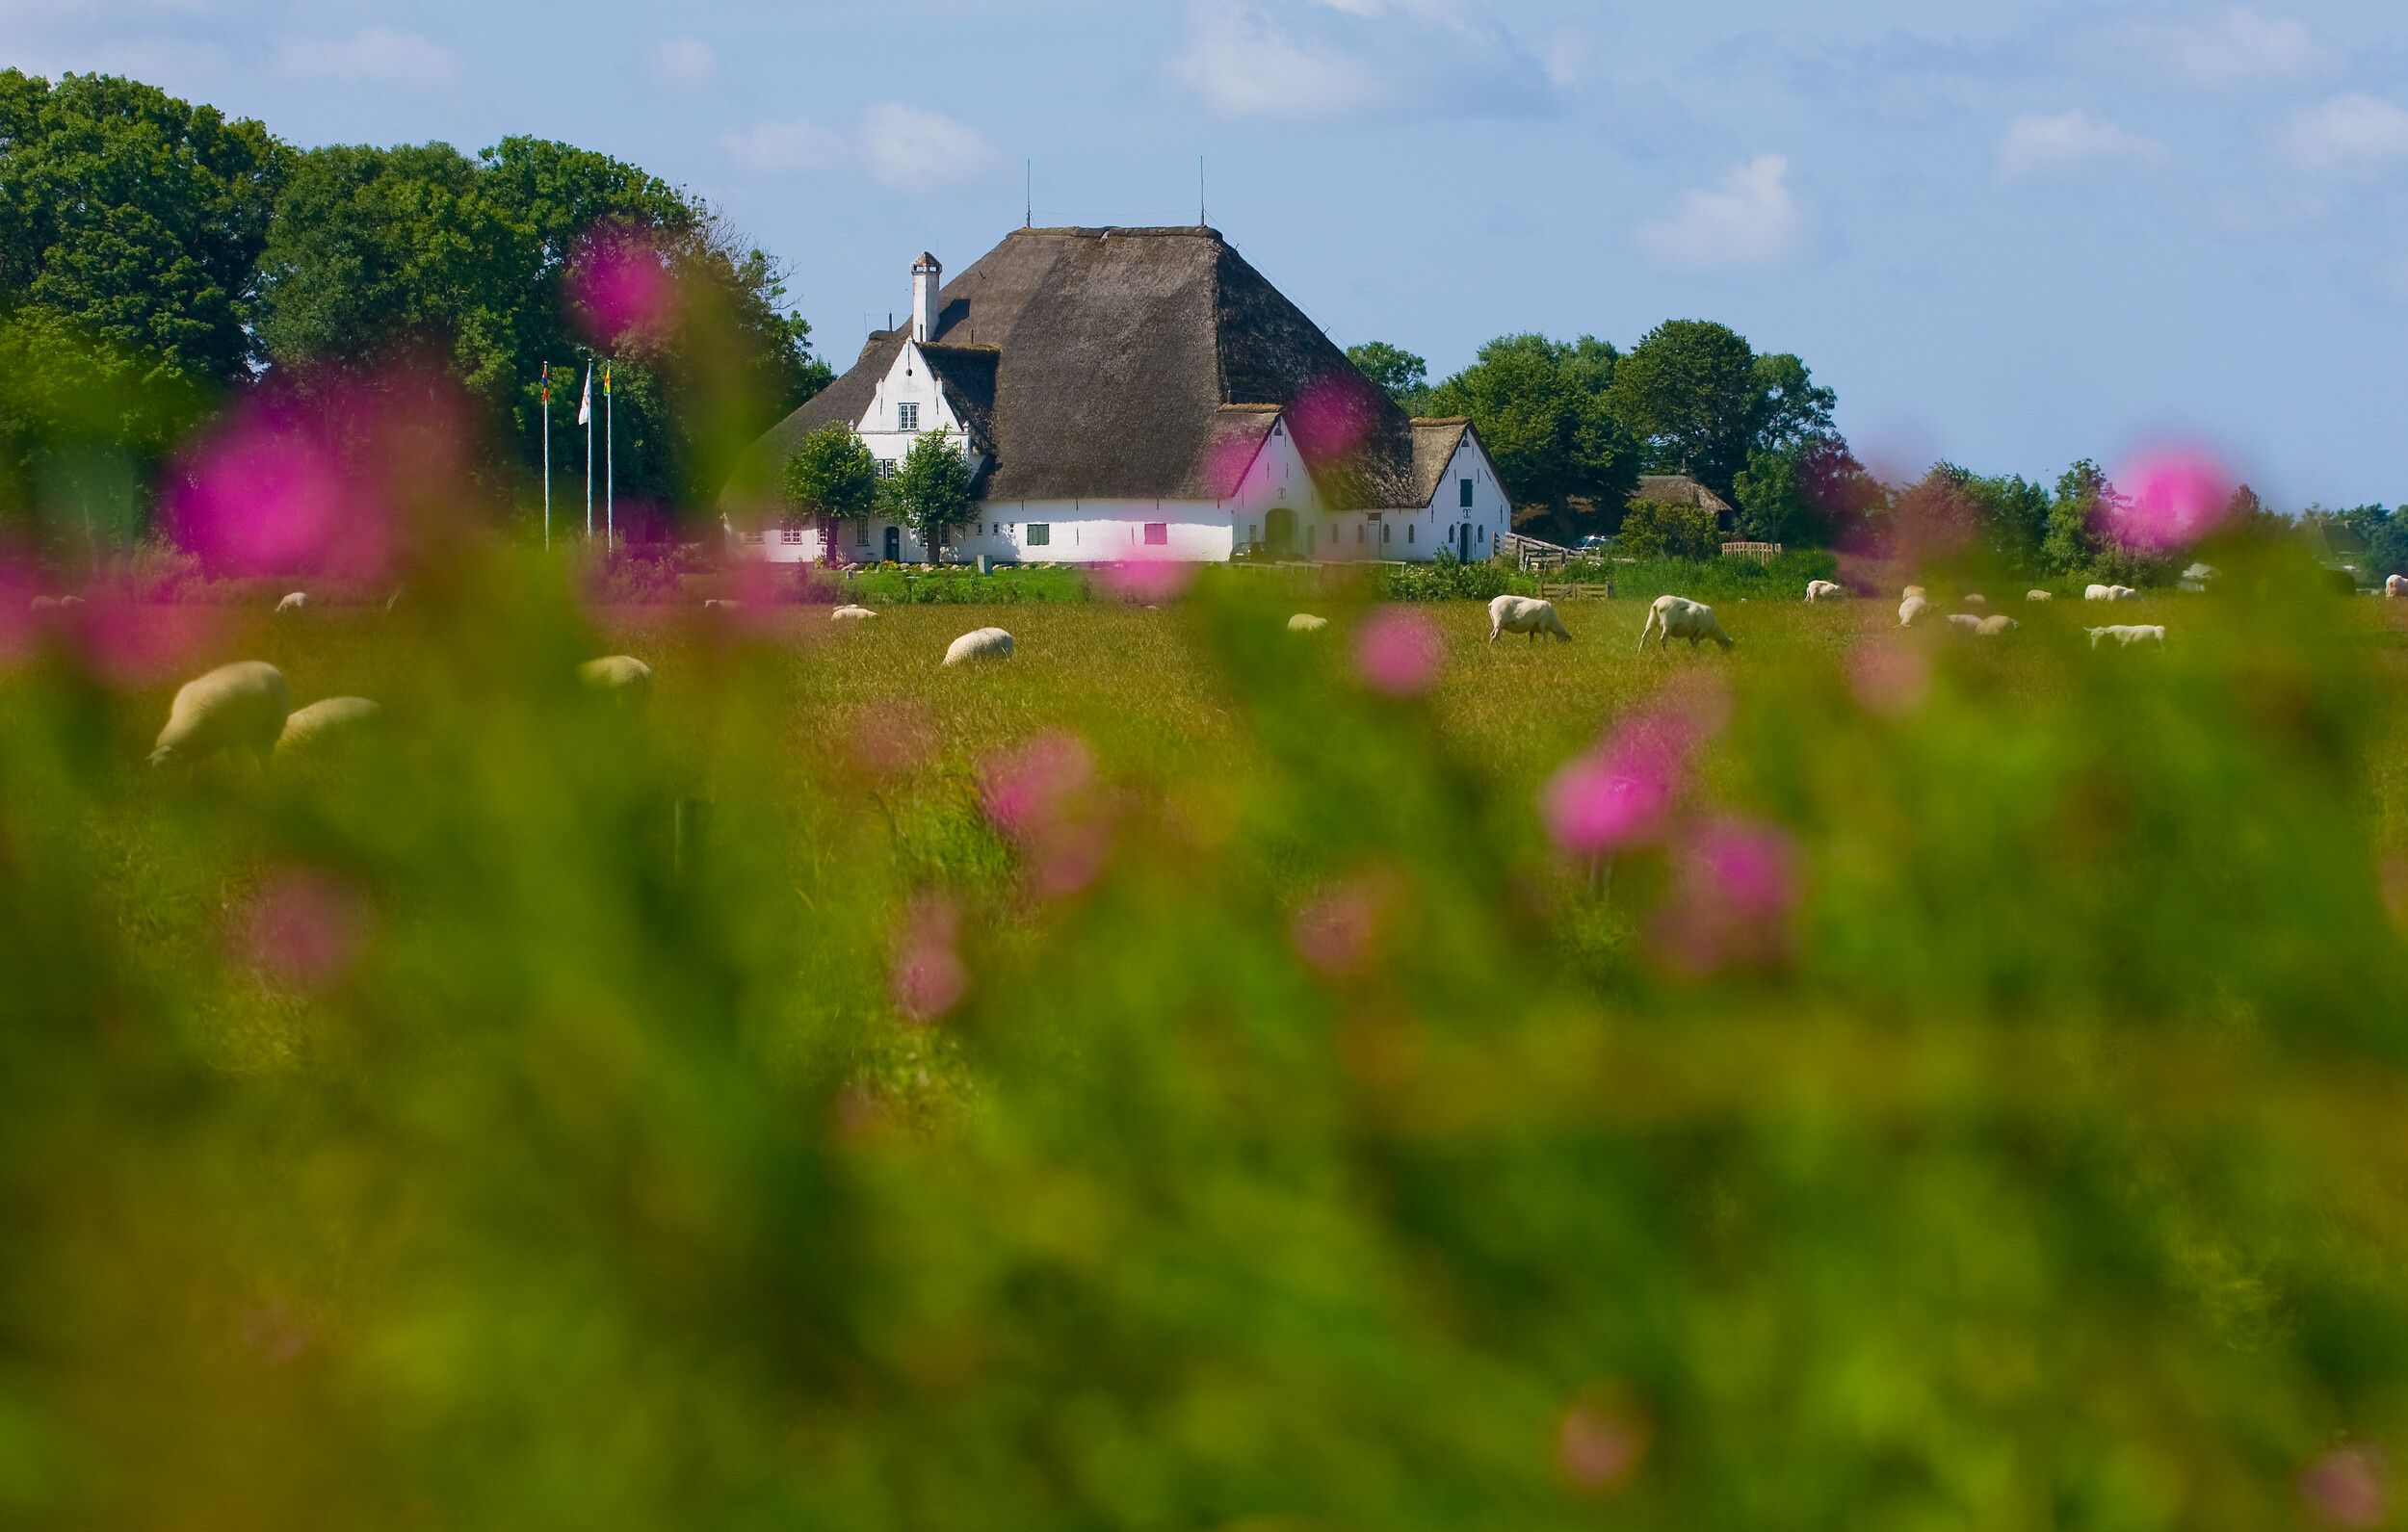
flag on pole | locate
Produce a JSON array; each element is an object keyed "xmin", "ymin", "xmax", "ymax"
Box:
[
  {"xmin": 541, "ymin": 360, "xmax": 550, "ymax": 403},
  {"xmin": 577, "ymin": 367, "xmax": 592, "ymax": 426}
]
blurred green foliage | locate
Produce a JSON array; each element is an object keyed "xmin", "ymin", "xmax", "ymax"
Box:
[{"xmin": 2, "ymin": 537, "xmax": 2405, "ymax": 1529}]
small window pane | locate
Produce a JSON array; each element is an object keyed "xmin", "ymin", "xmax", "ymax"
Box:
[
  {"xmin": 899, "ymin": 402, "xmax": 920, "ymax": 430},
  {"xmin": 1143, "ymin": 523, "xmax": 1168, "ymax": 546},
  {"xmin": 1027, "ymin": 524, "xmax": 1051, "ymax": 547},
  {"xmin": 1459, "ymin": 477, "xmax": 1474, "ymax": 507},
  {"xmin": 854, "ymin": 521, "xmax": 870, "ymax": 546}
]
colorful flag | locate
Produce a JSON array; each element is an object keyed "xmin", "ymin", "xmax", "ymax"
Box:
[
  {"xmin": 603, "ymin": 364, "xmax": 612, "ymax": 398},
  {"xmin": 577, "ymin": 367, "xmax": 592, "ymax": 426},
  {"xmin": 541, "ymin": 360, "xmax": 550, "ymax": 404}
]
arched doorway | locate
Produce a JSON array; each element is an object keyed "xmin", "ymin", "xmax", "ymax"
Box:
[
  {"xmin": 1264, "ymin": 506, "xmax": 1297, "ymax": 558},
  {"xmin": 884, "ymin": 525, "xmax": 902, "ymax": 562}
]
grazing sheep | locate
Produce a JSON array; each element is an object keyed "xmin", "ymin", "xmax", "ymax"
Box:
[
  {"xmin": 1903, "ymin": 584, "xmax": 1927, "ymax": 600},
  {"xmin": 1488, "ymin": 594, "xmax": 1572, "ymax": 644},
  {"xmin": 943, "ymin": 627, "xmax": 1014, "ymax": 666},
  {"xmin": 1963, "ymin": 593, "xmax": 1987, "ymax": 607},
  {"xmin": 149, "ymin": 661, "xmax": 290, "ymax": 768},
  {"xmin": 1898, "ymin": 595, "xmax": 1932, "ymax": 628},
  {"xmin": 1976, "ymin": 615, "xmax": 2020, "ymax": 636},
  {"xmin": 1638, "ymin": 595, "xmax": 1734, "ymax": 653},
  {"xmin": 2087, "ymin": 624, "xmax": 2165, "ymax": 648},
  {"xmin": 578, "ymin": 656, "xmax": 654, "ymax": 701},
  {"xmin": 2027, "ymin": 589, "xmax": 2054, "ymax": 602},
  {"xmin": 1287, "ymin": 613, "xmax": 1329, "ymax": 633},
  {"xmin": 831, "ymin": 605, "xmax": 878, "ymax": 622},
  {"xmin": 1805, "ymin": 580, "xmax": 1845, "ymax": 602},
  {"xmin": 2084, "ymin": 584, "xmax": 2115, "ymax": 601},
  {"xmin": 29, "ymin": 594, "xmax": 75, "ymax": 612},
  {"xmin": 275, "ymin": 696, "xmax": 382, "ymax": 757},
  {"xmin": 2389, "ymin": 574, "xmax": 2408, "ymax": 599},
  {"xmin": 702, "ymin": 598, "xmax": 744, "ymax": 610},
  {"xmin": 1946, "ymin": 613, "xmax": 1982, "ymax": 632},
  {"xmin": 275, "ymin": 591, "xmax": 308, "ymax": 613}
]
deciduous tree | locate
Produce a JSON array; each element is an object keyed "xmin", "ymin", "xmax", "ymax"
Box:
[{"xmin": 880, "ymin": 431, "xmax": 974, "ymax": 558}]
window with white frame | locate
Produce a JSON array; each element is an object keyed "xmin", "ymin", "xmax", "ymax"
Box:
[
  {"xmin": 1381, "ymin": 522, "xmax": 1391, "ymax": 544},
  {"xmin": 855, "ymin": 521, "xmax": 871, "ymax": 547},
  {"xmin": 1027, "ymin": 524, "xmax": 1051, "ymax": 547},
  {"xmin": 898, "ymin": 402, "xmax": 920, "ymax": 430},
  {"xmin": 780, "ymin": 525, "xmax": 803, "ymax": 545},
  {"xmin": 877, "ymin": 460, "xmax": 896, "ymax": 479}
]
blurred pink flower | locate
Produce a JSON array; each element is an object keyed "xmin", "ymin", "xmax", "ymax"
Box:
[
  {"xmin": 567, "ymin": 227, "xmax": 684, "ymax": 345},
  {"xmin": 0, "ymin": 550, "xmax": 39, "ymax": 668},
  {"xmin": 979, "ymin": 733, "xmax": 1096, "ymax": 840},
  {"xmin": 1353, "ymin": 607, "xmax": 1445, "ymax": 695},
  {"xmin": 1193, "ymin": 430, "xmax": 1266, "ymax": 500},
  {"xmin": 70, "ymin": 602, "xmax": 225, "ymax": 689},
  {"xmin": 1556, "ymin": 1398, "xmax": 1650, "ymax": 1495},
  {"xmin": 1539, "ymin": 704, "xmax": 1709, "ymax": 856},
  {"xmin": 1291, "ymin": 873, "xmax": 1393, "ymax": 977},
  {"xmin": 2111, "ymin": 444, "xmax": 2236, "ymax": 553},
  {"xmin": 1287, "ymin": 370, "xmax": 1381, "ymax": 468},
  {"xmin": 847, "ymin": 702, "xmax": 936, "ymax": 780},
  {"xmin": 1652, "ymin": 817, "xmax": 1802, "ymax": 974},
  {"xmin": 1848, "ymin": 639, "xmax": 1931, "ymax": 718},
  {"xmin": 890, "ymin": 895, "xmax": 967, "ymax": 1025},
  {"xmin": 2301, "ymin": 1445, "xmax": 2390, "ymax": 1529},
  {"xmin": 1095, "ymin": 553, "xmax": 1196, "ymax": 604},
  {"xmin": 239, "ymin": 868, "xmax": 372, "ymax": 994}
]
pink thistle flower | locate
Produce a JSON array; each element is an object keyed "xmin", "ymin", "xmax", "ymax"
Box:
[
  {"xmin": 1287, "ymin": 371, "xmax": 1381, "ymax": 467},
  {"xmin": 1291, "ymin": 872, "xmax": 1395, "ymax": 978},
  {"xmin": 1556, "ymin": 1397, "xmax": 1650, "ymax": 1495},
  {"xmin": 239, "ymin": 868, "xmax": 372, "ymax": 994},
  {"xmin": 889, "ymin": 895, "xmax": 967, "ymax": 1025},
  {"xmin": 1352, "ymin": 607, "xmax": 1445, "ymax": 695},
  {"xmin": 2112, "ymin": 444, "xmax": 2236, "ymax": 554},
  {"xmin": 1848, "ymin": 638, "xmax": 1931, "ymax": 719},
  {"xmin": 1193, "ymin": 429, "xmax": 1267, "ymax": 500},
  {"xmin": 978, "ymin": 733, "xmax": 1096, "ymax": 842},
  {"xmin": 1651, "ymin": 817, "xmax": 1802, "ymax": 975},
  {"xmin": 567, "ymin": 227, "xmax": 684, "ymax": 345},
  {"xmin": 846, "ymin": 702, "xmax": 936, "ymax": 781},
  {"xmin": 1539, "ymin": 705, "xmax": 1709, "ymax": 856},
  {"xmin": 2301, "ymin": 1445, "xmax": 2390, "ymax": 1529},
  {"xmin": 0, "ymin": 550, "xmax": 39, "ymax": 669},
  {"xmin": 1095, "ymin": 552, "xmax": 1196, "ymax": 604},
  {"xmin": 69, "ymin": 602, "xmax": 226, "ymax": 689}
]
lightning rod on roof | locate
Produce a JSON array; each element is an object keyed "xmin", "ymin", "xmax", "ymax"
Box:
[
  {"xmin": 1026, "ymin": 159, "xmax": 1033, "ymax": 228},
  {"xmin": 1199, "ymin": 155, "xmax": 1207, "ymax": 228}
]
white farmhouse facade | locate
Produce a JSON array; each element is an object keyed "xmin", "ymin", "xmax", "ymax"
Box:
[{"xmin": 730, "ymin": 226, "xmax": 1512, "ymax": 566}]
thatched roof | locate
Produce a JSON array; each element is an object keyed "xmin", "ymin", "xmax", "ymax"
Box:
[
  {"xmin": 1406, "ymin": 418, "xmax": 1474, "ymax": 508},
  {"xmin": 1633, "ymin": 474, "xmax": 1733, "ymax": 513},
  {"xmin": 741, "ymin": 226, "xmax": 1417, "ymax": 509}
]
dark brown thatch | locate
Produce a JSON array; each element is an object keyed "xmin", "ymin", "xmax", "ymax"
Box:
[
  {"xmin": 1633, "ymin": 474, "xmax": 1734, "ymax": 514},
  {"xmin": 738, "ymin": 227, "xmax": 1416, "ymax": 509},
  {"xmin": 1405, "ymin": 418, "xmax": 1473, "ymax": 508}
]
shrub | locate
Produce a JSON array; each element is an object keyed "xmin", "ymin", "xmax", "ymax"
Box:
[
  {"xmin": 1614, "ymin": 499, "xmax": 1722, "ymax": 559},
  {"xmin": 1375, "ymin": 554, "xmax": 1535, "ymax": 603}
]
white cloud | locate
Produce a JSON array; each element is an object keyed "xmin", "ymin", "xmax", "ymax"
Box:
[
  {"xmin": 722, "ymin": 105, "xmax": 996, "ymax": 192},
  {"xmin": 1637, "ymin": 155, "xmax": 1803, "ymax": 272},
  {"xmin": 278, "ymin": 28, "xmax": 459, "ymax": 91},
  {"xmin": 654, "ymin": 38, "xmax": 716, "ymax": 91},
  {"xmin": 1998, "ymin": 110, "xmax": 2168, "ymax": 180},
  {"xmin": 2142, "ymin": 7, "xmax": 2331, "ymax": 89},
  {"xmin": 2284, "ymin": 93, "xmax": 2408, "ymax": 175},
  {"xmin": 720, "ymin": 117, "xmax": 846, "ymax": 175},
  {"xmin": 1171, "ymin": 0, "xmax": 1556, "ymax": 120}
]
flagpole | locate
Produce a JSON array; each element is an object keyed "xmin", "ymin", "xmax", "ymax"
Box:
[
  {"xmin": 583, "ymin": 363, "xmax": 593, "ymax": 540},
  {"xmin": 540, "ymin": 362, "xmax": 551, "ymax": 551},
  {"xmin": 605, "ymin": 362, "xmax": 615, "ymax": 553}
]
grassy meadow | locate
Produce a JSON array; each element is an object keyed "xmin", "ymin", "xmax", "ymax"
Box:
[{"xmin": 6, "ymin": 557, "xmax": 2408, "ymax": 1528}]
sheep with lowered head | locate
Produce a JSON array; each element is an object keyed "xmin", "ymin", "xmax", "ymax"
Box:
[
  {"xmin": 578, "ymin": 655, "xmax": 654, "ymax": 703},
  {"xmin": 831, "ymin": 605, "xmax": 878, "ymax": 622},
  {"xmin": 1898, "ymin": 595, "xmax": 1932, "ymax": 628},
  {"xmin": 2087, "ymin": 624, "xmax": 2165, "ymax": 648},
  {"xmin": 2027, "ymin": 589, "xmax": 2054, "ymax": 602},
  {"xmin": 2388, "ymin": 574, "xmax": 2407, "ymax": 599},
  {"xmin": 1903, "ymin": 584, "xmax": 1927, "ymax": 600},
  {"xmin": 1287, "ymin": 613, "xmax": 1328, "ymax": 633},
  {"xmin": 1804, "ymin": 580, "xmax": 1845, "ymax": 602},
  {"xmin": 944, "ymin": 627, "xmax": 1014, "ymax": 666},
  {"xmin": 150, "ymin": 661, "xmax": 290, "ymax": 768},
  {"xmin": 1976, "ymin": 614, "xmax": 2019, "ymax": 636},
  {"xmin": 1489, "ymin": 594, "xmax": 1572, "ymax": 643},
  {"xmin": 1638, "ymin": 594, "xmax": 1734, "ymax": 653},
  {"xmin": 275, "ymin": 696, "xmax": 382, "ymax": 758},
  {"xmin": 1946, "ymin": 613, "xmax": 1982, "ymax": 632},
  {"xmin": 275, "ymin": 591, "xmax": 308, "ymax": 614}
]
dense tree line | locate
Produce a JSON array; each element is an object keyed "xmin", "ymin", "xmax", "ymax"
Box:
[{"xmin": 1, "ymin": 68, "xmax": 828, "ymax": 557}]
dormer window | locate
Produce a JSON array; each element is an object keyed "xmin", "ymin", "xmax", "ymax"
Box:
[{"xmin": 898, "ymin": 402, "xmax": 920, "ymax": 431}]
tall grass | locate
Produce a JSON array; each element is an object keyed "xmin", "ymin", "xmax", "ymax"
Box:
[{"xmin": 2, "ymin": 541, "xmax": 2406, "ymax": 1529}]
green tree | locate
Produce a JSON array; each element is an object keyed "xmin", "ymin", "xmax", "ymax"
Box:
[
  {"xmin": 879, "ymin": 431, "xmax": 975, "ymax": 558},
  {"xmin": 1421, "ymin": 334, "xmax": 1635, "ymax": 536},
  {"xmin": 1604, "ymin": 320, "xmax": 1763, "ymax": 498},
  {"xmin": 2040, "ymin": 459, "xmax": 2116, "ymax": 578},
  {"xmin": 1733, "ymin": 434, "xmax": 1881, "ymax": 548},
  {"xmin": 1751, "ymin": 351, "xmax": 1837, "ymax": 451},
  {"xmin": 1958, "ymin": 469, "xmax": 2053, "ymax": 570},
  {"xmin": 1346, "ymin": 342, "xmax": 1428, "ymax": 411},
  {"xmin": 0, "ymin": 69, "xmax": 288, "ymax": 391},
  {"xmin": 1616, "ymin": 497, "xmax": 1723, "ymax": 559},
  {"xmin": 781, "ymin": 425, "xmax": 877, "ymax": 550}
]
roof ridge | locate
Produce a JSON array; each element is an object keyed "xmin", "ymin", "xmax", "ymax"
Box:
[{"xmin": 1410, "ymin": 415, "xmax": 1472, "ymax": 427}]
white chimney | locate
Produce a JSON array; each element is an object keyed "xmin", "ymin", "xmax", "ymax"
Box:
[{"xmin": 911, "ymin": 252, "xmax": 941, "ymax": 342}]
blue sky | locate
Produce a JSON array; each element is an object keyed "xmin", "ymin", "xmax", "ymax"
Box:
[{"xmin": 8, "ymin": 1, "xmax": 2407, "ymax": 506}]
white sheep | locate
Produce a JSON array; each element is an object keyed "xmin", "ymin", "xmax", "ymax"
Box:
[
  {"xmin": 2388, "ymin": 574, "xmax": 2407, "ymax": 599},
  {"xmin": 1805, "ymin": 580, "xmax": 1845, "ymax": 602},
  {"xmin": 1903, "ymin": 584, "xmax": 1927, "ymax": 600},
  {"xmin": 831, "ymin": 605, "xmax": 878, "ymax": 622},
  {"xmin": 275, "ymin": 591, "xmax": 308, "ymax": 614},
  {"xmin": 1489, "ymin": 594, "xmax": 1572, "ymax": 643},
  {"xmin": 1287, "ymin": 613, "xmax": 1328, "ymax": 633},
  {"xmin": 1946, "ymin": 613, "xmax": 1982, "ymax": 632},
  {"xmin": 578, "ymin": 655, "xmax": 654, "ymax": 701},
  {"xmin": 2087, "ymin": 624, "xmax": 2165, "ymax": 648},
  {"xmin": 702, "ymin": 598, "xmax": 744, "ymax": 610},
  {"xmin": 275, "ymin": 696, "xmax": 382, "ymax": 757},
  {"xmin": 1962, "ymin": 593, "xmax": 1986, "ymax": 607},
  {"xmin": 1898, "ymin": 595, "xmax": 1932, "ymax": 628},
  {"xmin": 1638, "ymin": 594, "xmax": 1734, "ymax": 653},
  {"xmin": 944, "ymin": 627, "xmax": 1014, "ymax": 666},
  {"xmin": 2027, "ymin": 589, "xmax": 2054, "ymax": 602},
  {"xmin": 1976, "ymin": 614, "xmax": 2019, "ymax": 636},
  {"xmin": 2084, "ymin": 584, "xmax": 2115, "ymax": 601},
  {"xmin": 29, "ymin": 594, "xmax": 78, "ymax": 612},
  {"xmin": 150, "ymin": 661, "xmax": 290, "ymax": 768}
]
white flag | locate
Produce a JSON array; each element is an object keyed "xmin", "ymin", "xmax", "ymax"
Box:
[{"xmin": 577, "ymin": 367, "xmax": 592, "ymax": 427}]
